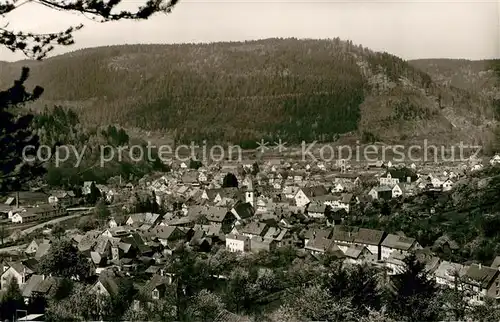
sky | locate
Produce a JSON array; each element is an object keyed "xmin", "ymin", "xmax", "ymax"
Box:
[{"xmin": 0, "ymin": 0, "xmax": 499, "ymax": 61}]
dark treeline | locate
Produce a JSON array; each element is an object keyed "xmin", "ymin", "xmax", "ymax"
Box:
[{"xmin": 33, "ymin": 106, "xmax": 168, "ymax": 189}]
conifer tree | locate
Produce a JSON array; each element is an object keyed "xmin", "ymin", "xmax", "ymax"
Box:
[
  {"xmin": 388, "ymin": 252, "xmax": 441, "ymax": 322},
  {"xmin": 0, "ymin": 68, "xmax": 45, "ymax": 193}
]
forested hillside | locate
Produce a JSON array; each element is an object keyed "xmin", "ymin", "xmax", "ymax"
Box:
[
  {"xmin": 1, "ymin": 38, "xmax": 498, "ymax": 146},
  {"xmin": 32, "ymin": 106, "xmax": 167, "ymax": 188},
  {"xmin": 409, "ymin": 59, "xmax": 500, "ymax": 98}
]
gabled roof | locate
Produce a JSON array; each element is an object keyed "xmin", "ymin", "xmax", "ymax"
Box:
[
  {"xmin": 204, "ymin": 206, "xmax": 230, "ymax": 223},
  {"xmin": 263, "ymin": 227, "xmax": 289, "ymax": 241},
  {"xmin": 226, "ymin": 234, "xmax": 250, "ymax": 242},
  {"xmin": 307, "ymin": 202, "xmax": 326, "ymax": 214},
  {"xmin": 344, "ymin": 245, "xmax": 371, "ymax": 259},
  {"xmin": 341, "ymin": 193, "xmax": 354, "ymax": 203},
  {"xmin": 152, "ymin": 225, "xmax": 185, "ymax": 240},
  {"xmin": 22, "ymin": 275, "xmax": 45, "ymax": 297},
  {"xmin": 372, "ymin": 186, "xmax": 393, "ymax": 193},
  {"xmin": 121, "ymin": 233, "xmax": 151, "ymax": 254},
  {"xmin": 303, "ymin": 228, "xmax": 332, "ymax": 240},
  {"xmin": 434, "ymin": 261, "xmax": 466, "ymax": 280},
  {"xmin": 9, "ymin": 191, "xmax": 49, "ymax": 203},
  {"xmin": 383, "ymin": 168, "xmax": 417, "ymax": 181},
  {"xmin": 6, "ymin": 261, "xmax": 34, "ymax": 275},
  {"xmin": 240, "ymin": 222, "xmax": 268, "ymax": 236},
  {"xmin": 96, "ymin": 271, "xmax": 121, "ymax": 296},
  {"xmin": 332, "ymin": 225, "xmax": 359, "ymax": 243},
  {"xmin": 34, "ymin": 243, "xmax": 51, "ymax": 260},
  {"xmin": 305, "ymin": 237, "xmax": 334, "ymax": 253},
  {"xmin": 381, "ymin": 234, "xmax": 417, "ymax": 251},
  {"xmin": 127, "ymin": 213, "xmax": 161, "ymax": 225},
  {"xmin": 300, "ymin": 185, "xmax": 329, "ymax": 198},
  {"xmin": 464, "ymin": 264, "xmax": 499, "ymax": 289},
  {"xmin": 181, "ymin": 172, "xmax": 199, "ymax": 184},
  {"xmin": 78, "ymin": 231, "xmax": 101, "ymax": 252},
  {"xmin": 354, "ymin": 228, "xmax": 386, "ymax": 246},
  {"xmin": 232, "ymin": 202, "xmax": 255, "ymax": 220},
  {"xmin": 491, "ymin": 256, "xmax": 500, "ymax": 270},
  {"xmin": 140, "ymin": 274, "xmax": 170, "ymax": 298},
  {"xmin": 193, "ymin": 223, "xmax": 222, "ymax": 237},
  {"xmin": 214, "ymin": 309, "xmax": 252, "ymax": 322}
]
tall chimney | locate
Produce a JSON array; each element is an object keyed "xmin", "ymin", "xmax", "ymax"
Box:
[{"xmin": 16, "ymin": 192, "xmax": 19, "ymax": 209}]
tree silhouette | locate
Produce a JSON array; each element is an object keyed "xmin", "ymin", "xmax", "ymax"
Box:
[
  {"xmin": 39, "ymin": 239, "xmax": 91, "ymax": 280},
  {"xmin": 388, "ymin": 252, "xmax": 440, "ymax": 322},
  {"xmin": 251, "ymin": 162, "xmax": 259, "ymax": 176},
  {"xmin": 86, "ymin": 182, "xmax": 101, "ymax": 205},
  {"xmin": 95, "ymin": 200, "xmax": 111, "ymax": 225},
  {"xmin": 0, "ymin": 276, "xmax": 25, "ymax": 320},
  {"xmin": 0, "ymin": 0, "xmax": 180, "ymax": 195},
  {"xmin": 0, "ymin": 0, "xmax": 179, "ymax": 60},
  {"xmin": 0, "ymin": 67, "xmax": 46, "ymax": 193},
  {"xmin": 189, "ymin": 158, "xmax": 203, "ymax": 170},
  {"xmin": 222, "ymin": 173, "xmax": 238, "ymax": 188}
]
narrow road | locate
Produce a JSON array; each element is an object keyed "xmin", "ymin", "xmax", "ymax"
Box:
[{"xmin": 0, "ymin": 202, "xmax": 124, "ymax": 251}]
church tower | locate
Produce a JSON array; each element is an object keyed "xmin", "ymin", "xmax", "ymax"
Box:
[{"xmin": 245, "ymin": 177, "xmax": 255, "ymax": 207}]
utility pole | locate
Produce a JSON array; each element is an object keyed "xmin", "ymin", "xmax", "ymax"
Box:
[{"xmin": 0, "ymin": 221, "xmax": 5, "ymax": 245}]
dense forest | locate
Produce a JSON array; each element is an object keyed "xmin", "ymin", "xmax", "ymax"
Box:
[
  {"xmin": 2, "ymin": 38, "xmax": 494, "ymax": 145},
  {"xmin": 32, "ymin": 106, "xmax": 167, "ymax": 188}
]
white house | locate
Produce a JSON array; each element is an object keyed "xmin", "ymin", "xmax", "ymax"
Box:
[
  {"xmin": 379, "ymin": 172, "xmax": 400, "ymax": 186},
  {"xmin": 82, "ymin": 181, "xmax": 96, "ymax": 195},
  {"xmin": 368, "ymin": 186, "xmax": 392, "ymax": 201},
  {"xmin": 434, "ymin": 261, "xmax": 466, "ymax": 288},
  {"xmin": 392, "ymin": 184, "xmax": 403, "ymax": 198},
  {"xmin": 1, "ymin": 263, "xmax": 32, "ymax": 290},
  {"xmin": 343, "ymin": 245, "xmax": 374, "ymax": 265},
  {"xmin": 380, "ymin": 234, "xmax": 422, "ymax": 261},
  {"xmin": 379, "ymin": 169, "xmax": 414, "ymax": 186},
  {"xmin": 490, "ymin": 154, "xmax": 500, "ymax": 166},
  {"xmin": 294, "ymin": 186, "xmax": 329, "ymax": 208},
  {"xmin": 198, "ymin": 172, "xmax": 208, "ymax": 183},
  {"xmin": 471, "ymin": 164, "xmax": 484, "ymax": 172},
  {"xmin": 332, "ymin": 183, "xmax": 344, "ymax": 193},
  {"xmin": 442, "ymin": 179, "xmax": 454, "ymax": 192},
  {"xmin": 225, "ymin": 234, "xmax": 250, "ymax": 253},
  {"xmin": 431, "ymin": 177, "xmax": 443, "ymax": 188}
]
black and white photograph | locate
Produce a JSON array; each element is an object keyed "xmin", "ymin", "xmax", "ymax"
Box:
[{"xmin": 0, "ymin": 0, "xmax": 500, "ymax": 321}]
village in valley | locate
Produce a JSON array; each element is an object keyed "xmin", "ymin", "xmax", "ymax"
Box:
[{"xmin": 0, "ymin": 149, "xmax": 500, "ymax": 321}]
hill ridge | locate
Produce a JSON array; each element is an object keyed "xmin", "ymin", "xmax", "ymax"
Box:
[{"xmin": 0, "ymin": 38, "xmax": 498, "ymax": 147}]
